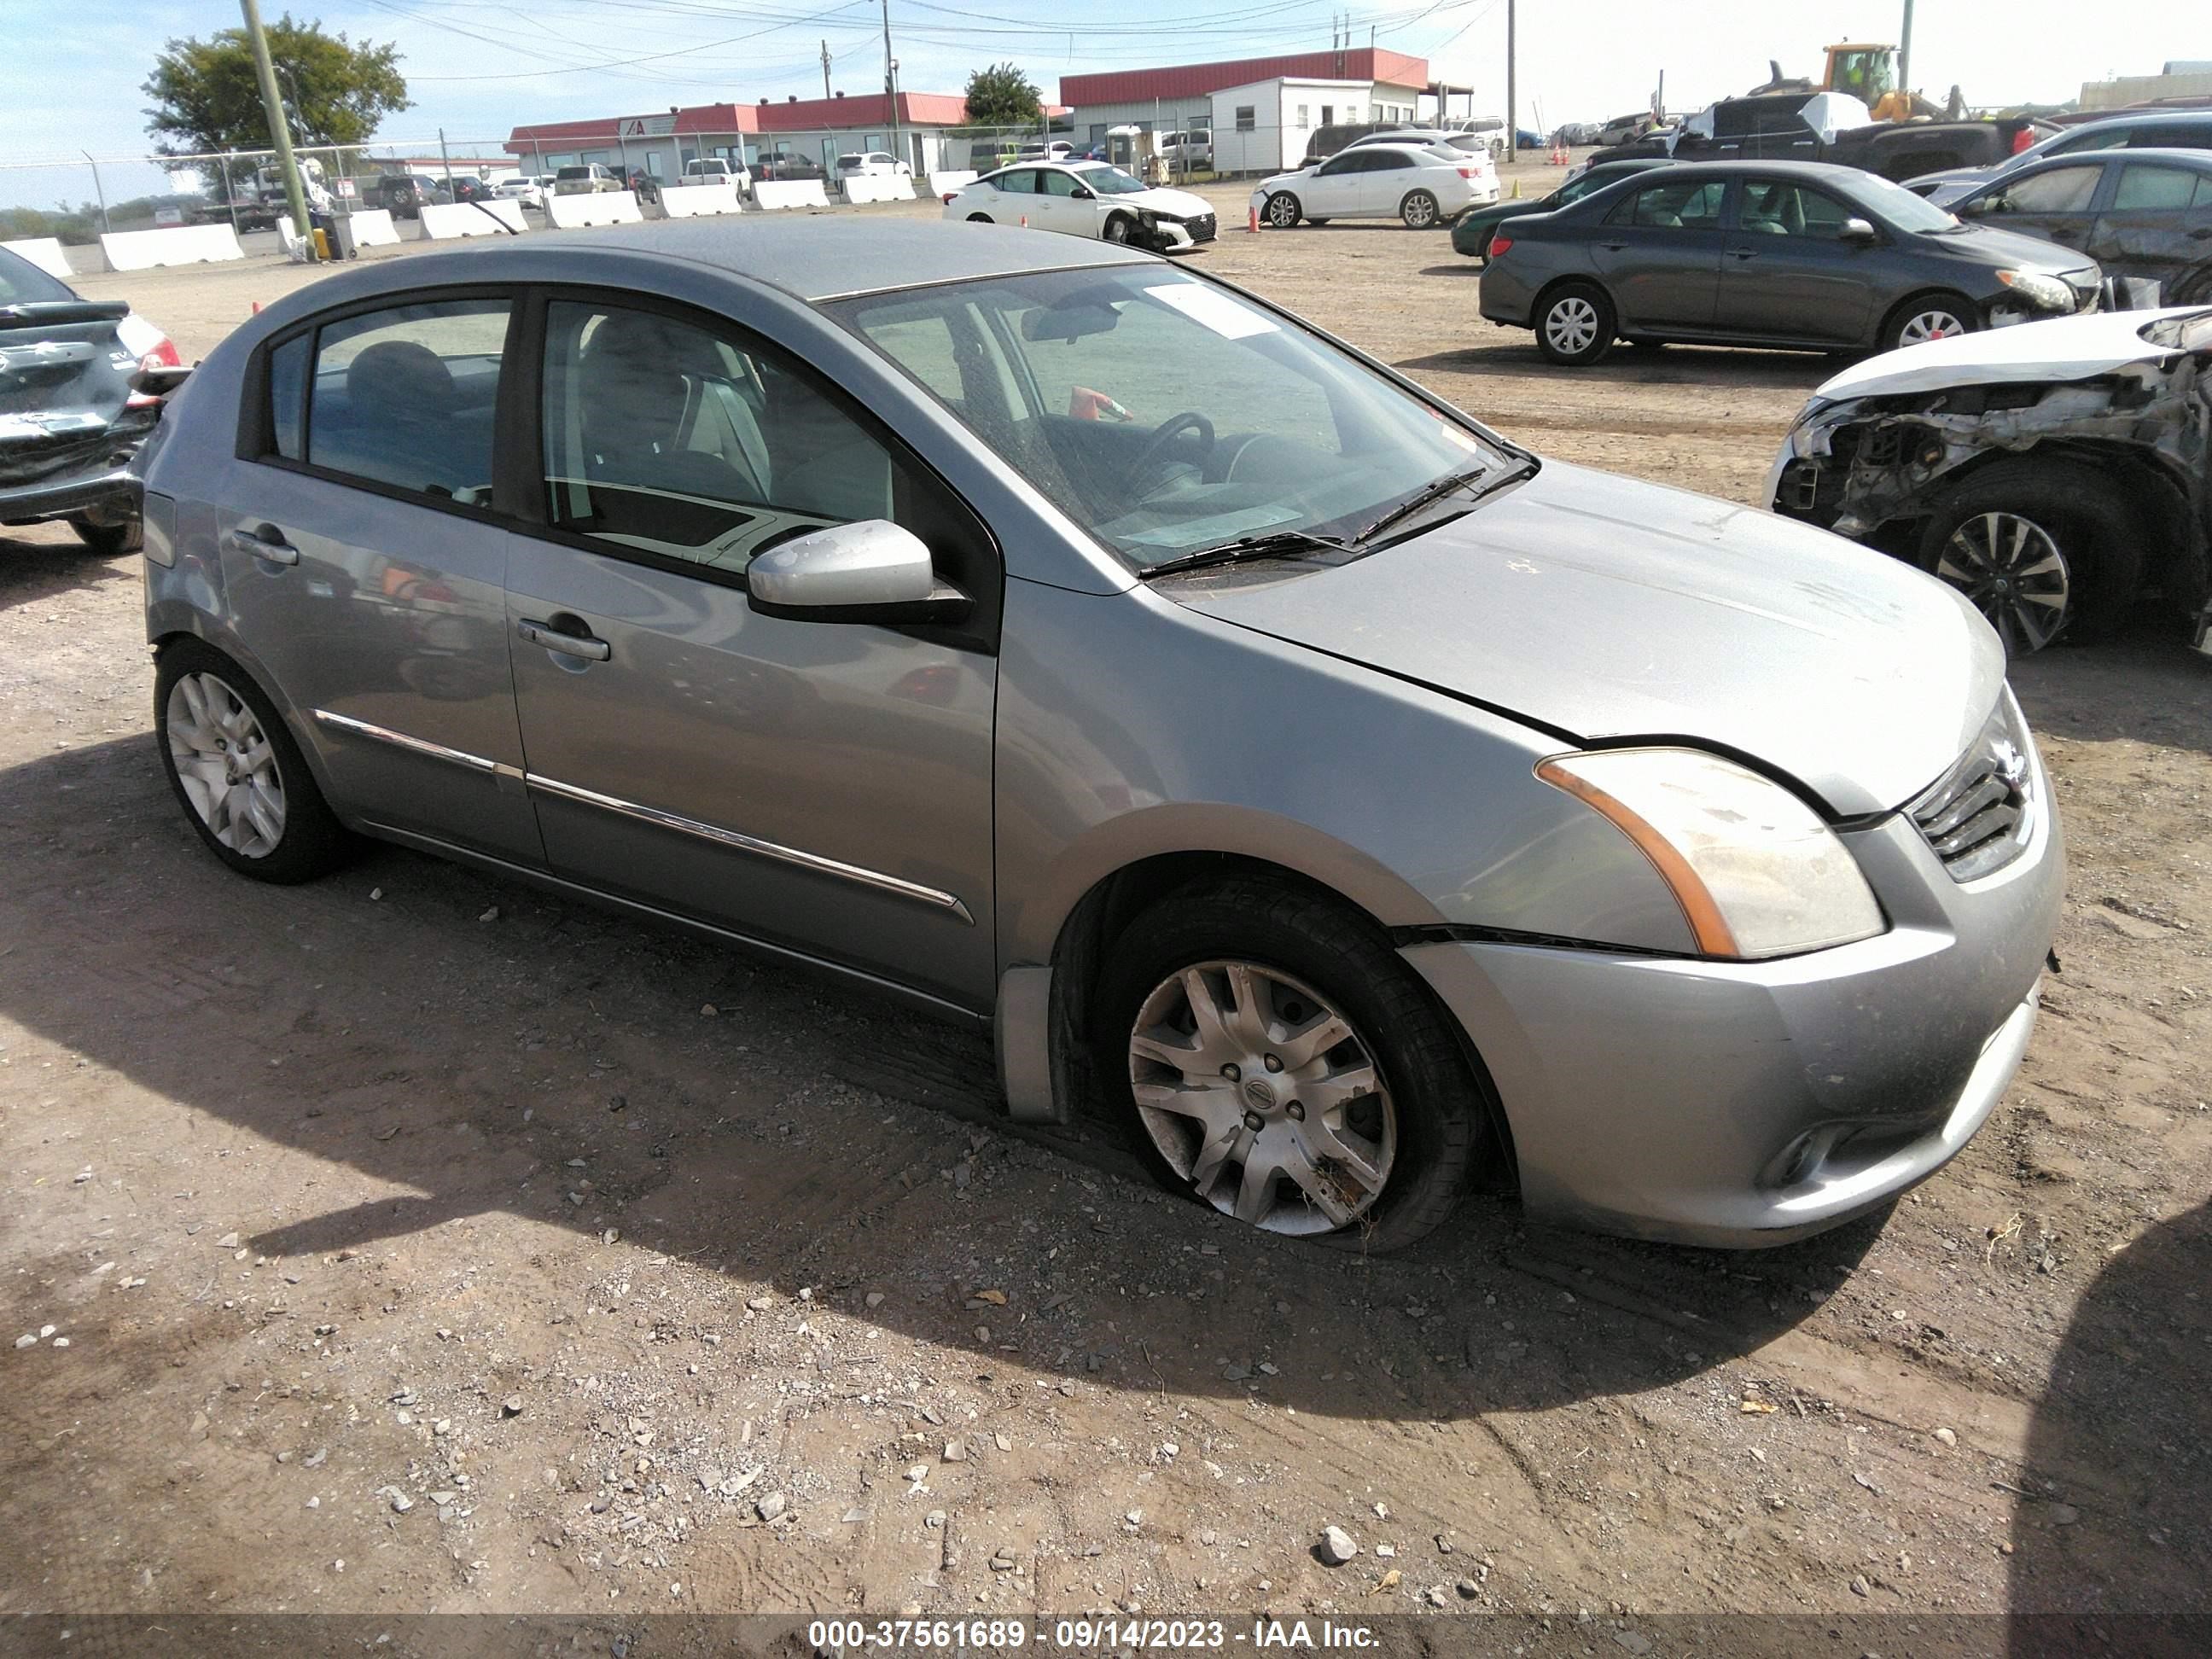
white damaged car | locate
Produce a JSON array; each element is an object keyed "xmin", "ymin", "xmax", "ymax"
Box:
[{"xmin": 942, "ymin": 160, "xmax": 1217, "ymax": 251}]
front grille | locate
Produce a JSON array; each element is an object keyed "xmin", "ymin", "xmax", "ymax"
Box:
[
  {"xmin": 1185, "ymin": 213, "xmax": 1217, "ymax": 242},
  {"xmin": 1908, "ymin": 695, "xmax": 2038, "ymax": 882}
]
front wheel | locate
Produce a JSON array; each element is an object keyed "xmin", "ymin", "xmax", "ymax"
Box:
[
  {"xmin": 1096, "ymin": 877, "xmax": 1487, "ymax": 1251},
  {"xmin": 155, "ymin": 638, "xmax": 356, "ymax": 883},
  {"xmin": 1263, "ymin": 191, "xmax": 1301, "ymax": 229},
  {"xmin": 1534, "ymin": 282, "xmax": 1615, "ymax": 366},
  {"xmin": 1914, "ymin": 457, "xmax": 2143, "ymax": 655},
  {"xmin": 1885, "ymin": 292, "xmax": 1977, "ymax": 352},
  {"xmin": 1102, "ymin": 214, "xmax": 1132, "ymax": 244},
  {"xmin": 965, "ymin": 212, "xmax": 993, "ymax": 223},
  {"xmin": 1400, "ymin": 189, "xmax": 1440, "ymax": 229}
]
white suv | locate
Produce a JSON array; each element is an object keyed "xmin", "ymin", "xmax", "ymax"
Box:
[{"xmin": 1254, "ymin": 142, "xmax": 1498, "ymax": 229}]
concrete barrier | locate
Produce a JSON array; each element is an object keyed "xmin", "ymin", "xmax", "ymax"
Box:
[
  {"xmin": 924, "ymin": 171, "xmax": 979, "ymax": 200},
  {"xmin": 420, "ymin": 200, "xmax": 527, "ymax": 239},
  {"xmin": 98, "ymin": 224, "xmax": 244, "ymax": 271},
  {"xmin": 659, "ymin": 183, "xmax": 743, "ymax": 218},
  {"xmin": 544, "ymin": 190, "xmax": 643, "ymax": 230},
  {"xmin": 2, "ymin": 236, "xmax": 74, "ymax": 278},
  {"xmin": 841, "ymin": 173, "xmax": 917, "ymax": 206},
  {"xmin": 753, "ymin": 180, "xmax": 831, "ymax": 211},
  {"xmin": 346, "ymin": 209, "xmax": 402, "ymax": 247}
]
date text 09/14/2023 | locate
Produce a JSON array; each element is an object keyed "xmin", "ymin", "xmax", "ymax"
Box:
[{"xmin": 805, "ymin": 1620, "xmax": 1382, "ymax": 1650}]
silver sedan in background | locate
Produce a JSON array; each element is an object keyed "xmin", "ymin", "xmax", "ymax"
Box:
[{"xmin": 132, "ymin": 219, "xmax": 2061, "ymax": 1251}]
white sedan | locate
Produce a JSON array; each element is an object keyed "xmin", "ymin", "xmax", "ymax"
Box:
[
  {"xmin": 1254, "ymin": 143, "xmax": 1498, "ymax": 230},
  {"xmin": 494, "ymin": 176, "xmax": 544, "ymax": 210},
  {"xmin": 836, "ymin": 152, "xmax": 914, "ymax": 179},
  {"xmin": 943, "ymin": 160, "xmax": 1218, "ymax": 251}
]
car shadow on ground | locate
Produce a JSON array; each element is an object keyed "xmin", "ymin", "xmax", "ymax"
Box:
[
  {"xmin": 0, "ymin": 734, "xmax": 1889, "ymax": 1422},
  {"xmin": 1395, "ymin": 343, "xmax": 1841, "ymax": 389},
  {"xmin": 0, "ymin": 531, "xmax": 131, "ymax": 613},
  {"xmin": 2011, "ymin": 628, "xmax": 2212, "ymax": 760},
  {"xmin": 2005, "ymin": 1196, "xmax": 2212, "ymax": 1644}
]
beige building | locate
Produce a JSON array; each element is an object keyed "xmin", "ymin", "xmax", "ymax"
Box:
[{"xmin": 2079, "ymin": 61, "xmax": 2212, "ymax": 112}]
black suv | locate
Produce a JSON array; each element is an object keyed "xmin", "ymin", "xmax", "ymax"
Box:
[{"xmin": 369, "ymin": 174, "xmax": 451, "ymax": 218}]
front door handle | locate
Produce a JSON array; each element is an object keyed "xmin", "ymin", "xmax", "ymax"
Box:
[
  {"xmin": 1599, "ymin": 240, "xmax": 1629, "ymax": 252},
  {"xmin": 1726, "ymin": 247, "xmax": 1759, "ymax": 260},
  {"xmin": 224, "ymin": 525, "xmax": 299, "ymax": 565},
  {"xmin": 517, "ymin": 618, "xmax": 611, "ymax": 662}
]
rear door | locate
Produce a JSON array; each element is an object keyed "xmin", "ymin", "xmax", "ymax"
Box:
[
  {"xmin": 216, "ymin": 294, "xmax": 543, "ymax": 864},
  {"xmin": 2091, "ymin": 160, "xmax": 2212, "ymax": 292},
  {"xmin": 504, "ymin": 294, "xmax": 1000, "ymax": 1009},
  {"xmin": 1715, "ymin": 178, "xmax": 1882, "ymax": 342},
  {"xmin": 1361, "ymin": 150, "xmax": 1417, "ymax": 215},
  {"xmin": 1591, "ymin": 175, "xmax": 1730, "ymax": 330}
]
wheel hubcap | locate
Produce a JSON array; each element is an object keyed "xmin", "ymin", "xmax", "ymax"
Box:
[
  {"xmin": 166, "ymin": 672, "xmax": 287, "ymax": 857},
  {"xmin": 1545, "ymin": 296, "xmax": 1598, "ymax": 355},
  {"xmin": 1128, "ymin": 961, "xmax": 1395, "ymax": 1236},
  {"xmin": 1406, "ymin": 196, "xmax": 1434, "ymax": 225},
  {"xmin": 1268, "ymin": 196, "xmax": 1295, "ymax": 226},
  {"xmin": 1936, "ymin": 510, "xmax": 2071, "ymax": 655},
  {"xmin": 1900, "ymin": 308, "xmax": 1965, "ymax": 346}
]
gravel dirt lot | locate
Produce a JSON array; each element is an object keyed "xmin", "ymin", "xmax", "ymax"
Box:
[{"xmin": 3, "ymin": 173, "xmax": 2209, "ymax": 1637}]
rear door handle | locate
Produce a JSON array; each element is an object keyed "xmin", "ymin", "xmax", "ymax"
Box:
[
  {"xmin": 517, "ymin": 617, "xmax": 611, "ymax": 661},
  {"xmin": 224, "ymin": 525, "xmax": 298, "ymax": 565}
]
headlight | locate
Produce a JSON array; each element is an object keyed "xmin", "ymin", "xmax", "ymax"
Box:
[
  {"xmin": 1997, "ymin": 269, "xmax": 2072, "ymax": 312},
  {"xmin": 1537, "ymin": 748, "xmax": 1886, "ymax": 959},
  {"xmin": 1785, "ymin": 395, "xmax": 1834, "ymax": 436}
]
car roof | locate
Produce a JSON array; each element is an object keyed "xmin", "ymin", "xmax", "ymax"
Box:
[
  {"xmin": 2064, "ymin": 108, "xmax": 2212, "ymax": 132},
  {"xmin": 2017, "ymin": 144, "xmax": 2212, "ymax": 170},
  {"xmin": 545, "ymin": 217, "xmax": 1151, "ymax": 300}
]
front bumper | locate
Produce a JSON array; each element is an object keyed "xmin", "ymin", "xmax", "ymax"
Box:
[{"xmin": 1403, "ymin": 753, "xmax": 2063, "ymax": 1248}]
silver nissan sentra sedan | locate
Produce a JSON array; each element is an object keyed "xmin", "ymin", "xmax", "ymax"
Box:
[{"xmin": 133, "ymin": 219, "xmax": 2061, "ymax": 1251}]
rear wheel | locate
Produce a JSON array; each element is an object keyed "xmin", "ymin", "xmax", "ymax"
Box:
[
  {"xmin": 1095, "ymin": 876, "xmax": 1487, "ymax": 1252},
  {"xmin": 1400, "ymin": 189, "xmax": 1441, "ymax": 229},
  {"xmin": 67, "ymin": 508, "xmax": 142, "ymax": 556},
  {"xmin": 154, "ymin": 638, "xmax": 356, "ymax": 882},
  {"xmin": 1884, "ymin": 291, "xmax": 1977, "ymax": 352},
  {"xmin": 1264, "ymin": 191, "xmax": 1301, "ymax": 229},
  {"xmin": 1534, "ymin": 281, "xmax": 1615, "ymax": 366},
  {"xmin": 1914, "ymin": 458, "xmax": 2144, "ymax": 654}
]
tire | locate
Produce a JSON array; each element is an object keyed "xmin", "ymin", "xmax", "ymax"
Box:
[
  {"xmin": 1400, "ymin": 189, "xmax": 1441, "ymax": 229},
  {"xmin": 1533, "ymin": 281, "xmax": 1615, "ymax": 366},
  {"xmin": 1883, "ymin": 290, "xmax": 1977, "ymax": 352},
  {"xmin": 966, "ymin": 212, "xmax": 992, "ymax": 223},
  {"xmin": 1914, "ymin": 457, "xmax": 2144, "ymax": 655},
  {"xmin": 1102, "ymin": 214, "xmax": 1132, "ymax": 244},
  {"xmin": 67, "ymin": 509, "xmax": 142, "ymax": 556},
  {"xmin": 154, "ymin": 637, "xmax": 356, "ymax": 883},
  {"xmin": 1094, "ymin": 876, "xmax": 1487, "ymax": 1253},
  {"xmin": 1263, "ymin": 191, "xmax": 1301, "ymax": 229}
]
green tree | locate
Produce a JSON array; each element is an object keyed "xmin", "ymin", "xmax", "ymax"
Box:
[
  {"xmin": 962, "ymin": 61, "xmax": 1042, "ymax": 128},
  {"xmin": 142, "ymin": 14, "xmax": 409, "ymax": 158}
]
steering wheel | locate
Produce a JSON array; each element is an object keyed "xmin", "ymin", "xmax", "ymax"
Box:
[{"xmin": 1123, "ymin": 410, "xmax": 1216, "ymax": 488}]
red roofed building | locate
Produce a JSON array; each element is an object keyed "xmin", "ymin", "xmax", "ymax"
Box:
[{"xmin": 1057, "ymin": 47, "xmax": 1462, "ymax": 175}]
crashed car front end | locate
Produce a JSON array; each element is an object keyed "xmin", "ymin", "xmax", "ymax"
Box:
[{"xmin": 1769, "ymin": 345, "xmax": 2212, "ymax": 654}]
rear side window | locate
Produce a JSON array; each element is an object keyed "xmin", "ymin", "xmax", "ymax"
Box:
[
  {"xmin": 2110, "ymin": 163, "xmax": 2202, "ymax": 212},
  {"xmin": 1609, "ymin": 178, "xmax": 1726, "ymax": 229},
  {"xmin": 2128, "ymin": 124, "xmax": 2212, "ymax": 149},
  {"xmin": 306, "ymin": 299, "xmax": 511, "ymax": 508},
  {"xmin": 0, "ymin": 247, "xmax": 75, "ymax": 304}
]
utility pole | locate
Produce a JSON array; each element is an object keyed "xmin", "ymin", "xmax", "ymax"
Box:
[
  {"xmin": 1505, "ymin": 0, "xmax": 1516, "ymax": 161},
  {"xmin": 239, "ymin": 0, "xmax": 315, "ymax": 257},
  {"xmin": 882, "ymin": 0, "xmax": 901, "ymax": 161},
  {"xmin": 1899, "ymin": 0, "xmax": 1917, "ymax": 94},
  {"xmin": 821, "ymin": 39, "xmax": 832, "ymax": 100}
]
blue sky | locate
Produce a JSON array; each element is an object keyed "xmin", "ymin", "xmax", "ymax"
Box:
[{"xmin": 1, "ymin": 1, "xmax": 2202, "ymax": 209}]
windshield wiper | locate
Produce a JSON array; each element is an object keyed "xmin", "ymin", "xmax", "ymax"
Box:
[
  {"xmin": 1347, "ymin": 466, "xmax": 1491, "ymax": 545},
  {"xmin": 1138, "ymin": 527, "xmax": 1355, "ymax": 579}
]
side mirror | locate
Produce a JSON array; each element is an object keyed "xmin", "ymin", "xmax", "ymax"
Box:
[
  {"xmin": 1070, "ymin": 184, "xmax": 1095, "ymax": 200},
  {"xmin": 746, "ymin": 520, "xmax": 969, "ymax": 625},
  {"xmin": 1839, "ymin": 217, "xmax": 1878, "ymax": 244},
  {"xmin": 1957, "ymin": 199, "xmax": 1988, "ymax": 218}
]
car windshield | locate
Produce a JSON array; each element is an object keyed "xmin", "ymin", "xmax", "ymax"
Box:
[
  {"xmin": 0, "ymin": 247, "xmax": 77, "ymax": 305},
  {"xmin": 1852, "ymin": 172, "xmax": 1960, "ymax": 231},
  {"xmin": 832, "ymin": 266, "xmax": 1512, "ymax": 571},
  {"xmin": 556, "ymin": 167, "xmax": 588, "ymax": 179},
  {"xmin": 1071, "ymin": 165, "xmax": 1146, "ymax": 194}
]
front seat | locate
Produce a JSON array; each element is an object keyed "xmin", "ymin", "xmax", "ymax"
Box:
[{"xmin": 575, "ymin": 311, "xmax": 767, "ymax": 505}]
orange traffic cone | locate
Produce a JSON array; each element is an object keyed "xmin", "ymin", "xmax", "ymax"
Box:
[
  {"xmin": 1248, "ymin": 203, "xmax": 1260, "ymax": 233},
  {"xmin": 251, "ymin": 300, "xmax": 261, "ymax": 314},
  {"xmin": 1020, "ymin": 213, "xmax": 1027, "ymax": 227},
  {"xmin": 1549, "ymin": 143, "xmax": 1569, "ymax": 166}
]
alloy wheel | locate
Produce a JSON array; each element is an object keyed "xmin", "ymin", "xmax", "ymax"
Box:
[
  {"xmin": 1898, "ymin": 306, "xmax": 1968, "ymax": 346},
  {"xmin": 1266, "ymin": 193, "xmax": 1299, "ymax": 228},
  {"xmin": 1127, "ymin": 960, "xmax": 1396, "ymax": 1236},
  {"xmin": 166, "ymin": 672, "xmax": 288, "ymax": 857},
  {"xmin": 1936, "ymin": 510, "xmax": 2071, "ymax": 655},
  {"xmin": 1543, "ymin": 295, "xmax": 1599, "ymax": 357},
  {"xmin": 1402, "ymin": 192, "xmax": 1437, "ymax": 228}
]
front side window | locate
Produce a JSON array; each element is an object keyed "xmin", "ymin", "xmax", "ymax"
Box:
[
  {"xmin": 304, "ymin": 299, "xmax": 510, "ymax": 507},
  {"xmin": 835, "ymin": 268, "xmax": 1509, "ymax": 571},
  {"xmin": 1039, "ymin": 169, "xmax": 1083, "ymax": 198},
  {"xmin": 2110, "ymin": 163, "xmax": 2201, "ymax": 212},
  {"xmin": 1984, "ymin": 164, "xmax": 2102, "ymax": 215},
  {"xmin": 1317, "ymin": 153, "xmax": 1367, "ymax": 177},
  {"xmin": 1610, "ymin": 178, "xmax": 1726, "ymax": 229},
  {"xmin": 541, "ymin": 300, "xmax": 917, "ymax": 573}
]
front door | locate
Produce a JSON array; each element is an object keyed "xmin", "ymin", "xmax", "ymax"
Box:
[
  {"xmin": 1302, "ymin": 152, "xmax": 1367, "ymax": 215},
  {"xmin": 1592, "ymin": 175, "xmax": 1730, "ymax": 331},
  {"xmin": 1963, "ymin": 160, "xmax": 2107, "ymax": 256},
  {"xmin": 218, "ymin": 295, "xmax": 542, "ymax": 864},
  {"xmin": 1715, "ymin": 178, "xmax": 1882, "ymax": 343},
  {"xmin": 504, "ymin": 297, "xmax": 999, "ymax": 1009}
]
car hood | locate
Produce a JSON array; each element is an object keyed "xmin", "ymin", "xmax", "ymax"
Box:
[
  {"xmin": 1255, "ymin": 166, "xmax": 1320, "ymax": 191},
  {"xmin": 1927, "ymin": 221, "xmax": 2101, "ymax": 282},
  {"xmin": 1172, "ymin": 461, "xmax": 2003, "ymax": 816},
  {"xmin": 1812, "ymin": 306, "xmax": 2205, "ymax": 399},
  {"xmin": 1128, "ymin": 186, "xmax": 1214, "ymax": 217}
]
